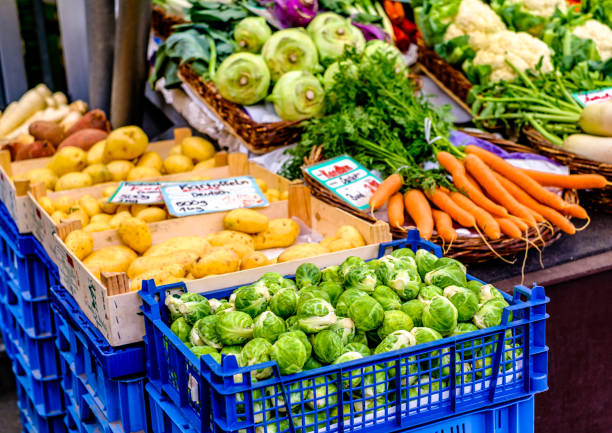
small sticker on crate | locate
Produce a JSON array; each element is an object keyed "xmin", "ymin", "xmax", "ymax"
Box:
[
  {"xmin": 107, "ymin": 181, "xmax": 180, "ymax": 205},
  {"xmin": 188, "ymin": 373, "xmax": 199, "ymax": 404}
]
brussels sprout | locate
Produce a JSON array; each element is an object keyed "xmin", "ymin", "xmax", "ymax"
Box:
[
  {"xmin": 422, "ymin": 295, "xmax": 458, "ymax": 335},
  {"xmin": 335, "ymin": 288, "xmax": 368, "ymax": 317},
  {"xmin": 451, "ymin": 322, "xmax": 479, "ymax": 357},
  {"xmin": 372, "ymin": 285, "xmax": 402, "ymax": 311},
  {"xmin": 269, "ymin": 287, "xmax": 298, "ymax": 319},
  {"xmin": 374, "ymin": 330, "xmax": 416, "ymax": 354},
  {"xmin": 444, "ymin": 286, "xmax": 479, "ymax": 322},
  {"xmin": 348, "ymin": 295, "xmax": 384, "ymax": 332},
  {"xmin": 377, "ymin": 257, "xmax": 421, "ymax": 300},
  {"xmin": 270, "ymin": 335, "xmax": 308, "ymax": 375},
  {"xmin": 170, "ymin": 317, "xmax": 191, "ymax": 342},
  {"xmin": 466, "ymin": 280, "xmax": 484, "ymax": 297},
  {"xmin": 321, "ymin": 265, "xmax": 342, "ymax": 284},
  {"xmin": 410, "ymin": 327, "xmax": 443, "ymax": 345},
  {"xmin": 234, "ymin": 284, "xmax": 270, "ymax": 318},
  {"xmin": 296, "ymin": 263, "xmax": 322, "ymax": 289},
  {"xmin": 209, "ymin": 298, "xmax": 230, "ymax": 314},
  {"xmin": 241, "ymin": 338, "xmax": 274, "ymax": 379},
  {"xmin": 253, "ymin": 311, "xmax": 286, "ymax": 343},
  {"xmin": 279, "ymin": 330, "xmax": 312, "ymax": 358},
  {"xmin": 362, "ymin": 365, "xmax": 389, "ymax": 398},
  {"xmin": 304, "ymin": 356, "xmax": 324, "ymax": 370},
  {"xmin": 473, "ymin": 299, "xmax": 509, "ymax": 329},
  {"xmin": 344, "ymin": 265, "xmax": 378, "ymax": 293},
  {"xmin": 253, "ymin": 272, "xmax": 285, "ymax": 296},
  {"xmin": 190, "ymin": 345, "xmax": 218, "ymax": 359},
  {"xmin": 408, "ymin": 374, "xmax": 442, "ymax": 398},
  {"xmin": 329, "ymin": 317, "xmax": 355, "ymax": 345},
  {"xmin": 477, "ymin": 284, "xmax": 504, "ymax": 305},
  {"xmin": 298, "ymin": 287, "xmax": 331, "ymax": 306},
  {"xmin": 425, "ymin": 263, "xmax": 467, "ymax": 289},
  {"xmin": 214, "ymin": 53, "xmax": 270, "ymax": 105},
  {"xmin": 221, "ymin": 345, "xmax": 243, "ymax": 356},
  {"xmin": 317, "ymin": 281, "xmax": 343, "ymax": 306},
  {"xmin": 285, "ymin": 315, "xmax": 300, "ymax": 331},
  {"xmin": 216, "ymin": 311, "xmax": 254, "ymax": 345},
  {"xmin": 332, "ymin": 351, "xmax": 364, "ymax": 388},
  {"xmin": 415, "ymin": 249, "xmax": 439, "ymax": 280},
  {"xmin": 377, "ymin": 310, "xmax": 414, "ymax": 340},
  {"xmin": 180, "ymin": 293, "xmax": 206, "ymax": 303},
  {"xmin": 165, "ymin": 295, "xmax": 184, "ymax": 321},
  {"xmin": 366, "ymin": 329, "xmax": 382, "ymax": 347},
  {"xmin": 432, "ymin": 257, "xmax": 466, "ymax": 273},
  {"xmin": 297, "ymin": 298, "xmax": 337, "ymax": 333},
  {"xmin": 390, "ymin": 248, "xmax": 415, "ymax": 260},
  {"xmin": 190, "ymin": 315, "xmax": 222, "ymax": 349},
  {"xmin": 234, "ymin": 16, "xmax": 272, "ymax": 53},
  {"xmin": 417, "ymin": 285, "xmax": 443, "ymax": 303},
  {"xmin": 313, "ymin": 329, "xmax": 344, "ymax": 364},
  {"xmin": 401, "ymin": 299, "xmax": 426, "ymax": 327},
  {"xmin": 179, "ymin": 296, "xmax": 211, "ymax": 325},
  {"xmin": 344, "ymin": 342, "xmax": 370, "ymax": 357},
  {"xmin": 281, "ymin": 278, "xmax": 297, "ymax": 290},
  {"xmin": 339, "ymin": 256, "xmax": 365, "ymax": 280},
  {"xmin": 262, "ymin": 28, "xmax": 320, "ymax": 81},
  {"xmin": 306, "ymin": 377, "xmax": 338, "ymax": 409},
  {"xmin": 353, "ymin": 332, "xmax": 368, "ymax": 346}
]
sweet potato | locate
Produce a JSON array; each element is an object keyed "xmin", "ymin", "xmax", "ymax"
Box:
[
  {"xmin": 15, "ymin": 140, "xmax": 55, "ymax": 160},
  {"xmin": 57, "ymin": 128, "xmax": 108, "ymax": 151},
  {"xmin": 29, "ymin": 121, "xmax": 64, "ymax": 146},
  {"xmin": 66, "ymin": 109, "xmax": 110, "ymax": 136}
]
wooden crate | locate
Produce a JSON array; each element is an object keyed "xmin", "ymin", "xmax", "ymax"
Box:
[{"xmin": 50, "ymin": 183, "xmax": 391, "ymax": 346}]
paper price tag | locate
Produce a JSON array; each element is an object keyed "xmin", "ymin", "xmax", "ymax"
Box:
[
  {"xmin": 161, "ymin": 176, "xmax": 268, "ymax": 217},
  {"xmin": 107, "ymin": 182, "xmax": 178, "ymax": 205},
  {"xmin": 572, "ymin": 87, "xmax": 612, "ymax": 107},
  {"xmin": 305, "ymin": 156, "xmax": 381, "ymax": 210}
]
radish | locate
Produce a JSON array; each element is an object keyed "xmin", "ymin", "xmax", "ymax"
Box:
[
  {"xmin": 578, "ymin": 102, "xmax": 612, "ymax": 137},
  {"xmin": 563, "ymin": 134, "xmax": 612, "ymax": 164}
]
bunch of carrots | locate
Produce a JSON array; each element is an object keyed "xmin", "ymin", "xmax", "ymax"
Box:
[{"xmin": 371, "ymin": 145, "xmax": 607, "ymax": 246}]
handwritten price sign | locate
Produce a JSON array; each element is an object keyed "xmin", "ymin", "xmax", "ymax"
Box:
[
  {"xmin": 572, "ymin": 87, "xmax": 612, "ymax": 107},
  {"xmin": 306, "ymin": 156, "xmax": 381, "ymax": 210},
  {"xmin": 107, "ymin": 182, "xmax": 177, "ymax": 205},
  {"xmin": 161, "ymin": 176, "xmax": 268, "ymax": 217}
]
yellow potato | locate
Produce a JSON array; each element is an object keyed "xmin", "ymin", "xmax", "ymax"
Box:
[
  {"xmin": 240, "ymin": 251, "xmax": 272, "ymax": 270},
  {"xmin": 117, "ymin": 217, "xmax": 152, "ymax": 254},
  {"xmin": 163, "ymin": 154, "xmax": 194, "ymax": 174},
  {"xmin": 193, "ymin": 159, "xmax": 215, "ymax": 171},
  {"xmin": 84, "ymin": 246, "xmax": 138, "ymax": 279},
  {"xmin": 127, "ymin": 166, "xmax": 161, "ymax": 181},
  {"xmin": 267, "ymin": 188, "xmax": 280, "ymax": 199},
  {"xmin": 78, "ymin": 194, "xmax": 101, "ymax": 217},
  {"xmin": 83, "ymin": 222, "xmax": 111, "ymax": 233},
  {"xmin": 38, "ymin": 196, "xmax": 54, "ymax": 215},
  {"xmin": 130, "ymin": 204, "xmax": 148, "ymax": 216},
  {"xmin": 50, "ymin": 211, "xmax": 68, "ymax": 225},
  {"xmin": 109, "ymin": 211, "xmax": 132, "ymax": 229},
  {"xmin": 252, "ymin": 219, "xmax": 299, "ymax": 250},
  {"xmin": 103, "ymin": 126, "xmax": 148, "ymax": 162},
  {"xmin": 127, "ymin": 251, "xmax": 198, "ymax": 279},
  {"xmin": 205, "ymin": 230, "xmax": 255, "ymax": 249},
  {"xmin": 218, "ymin": 243, "xmax": 254, "ymax": 260},
  {"xmin": 48, "ymin": 147, "xmax": 87, "ymax": 176},
  {"xmin": 129, "ymin": 268, "xmax": 186, "ymax": 292},
  {"xmin": 53, "ymin": 196, "xmax": 75, "ymax": 213},
  {"xmin": 106, "ymin": 160, "xmax": 134, "ymax": 181},
  {"xmin": 136, "ymin": 207, "xmax": 166, "ymax": 223},
  {"xmin": 64, "ymin": 229, "xmax": 93, "ymax": 260},
  {"xmin": 87, "ymin": 140, "xmax": 106, "ymax": 165},
  {"xmin": 327, "ymin": 238, "xmax": 352, "ymax": 252},
  {"xmin": 223, "ymin": 209, "xmax": 269, "ymax": 234},
  {"xmin": 188, "ymin": 249, "xmax": 240, "ymax": 278},
  {"xmin": 336, "ymin": 225, "xmax": 365, "ymax": 248},
  {"xmin": 277, "ymin": 243, "xmax": 328, "ymax": 263},
  {"xmin": 319, "ymin": 236, "xmax": 337, "ymax": 250},
  {"xmin": 99, "ymin": 197, "xmax": 118, "ymax": 214},
  {"xmin": 255, "ymin": 178, "xmax": 268, "ymax": 193},
  {"xmin": 90, "ymin": 214, "xmax": 111, "ymax": 224},
  {"xmin": 280, "ymin": 191, "xmax": 289, "ymax": 200},
  {"xmin": 136, "ymin": 151, "xmax": 163, "ymax": 171},
  {"xmin": 102, "ymin": 185, "xmax": 117, "ymax": 197},
  {"xmin": 83, "ymin": 164, "xmax": 112, "ymax": 184},
  {"xmin": 116, "ymin": 204, "xmax": 130, "ymax": 213},
  {"xmin": 55, "ymin": 172, "xmax": 93, "ymax": 191},
  {"xmin": 67, "ymin": 206, "xmax": 89, "ymax": 227},
  {"xmin": 181, "ymin": 136, "xmax": 215, "ymax": 162},
  {"xmin": 25, "ymin": 168, "xmax": 57, "ymax": 190},
  {"xmin": 169, "ymin": 145, "xmax": 182, "ymax": 156},
  {"xmin": 145, "ymin": 236, "xmax": 210, "ymax": 257}
]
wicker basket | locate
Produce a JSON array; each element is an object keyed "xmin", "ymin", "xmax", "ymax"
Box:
[
  {"xmin": 302, "ymin": 131, "xmax": 575, "ymax": 263},
  {"xmin": 151, "ymin": 5, "xmax": 187, "ymax": 39}
]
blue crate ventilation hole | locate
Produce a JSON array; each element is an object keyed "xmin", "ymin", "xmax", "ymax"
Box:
[{"xmin": 140, "ymin": 230, "xmax": 549, "ymax": 433}]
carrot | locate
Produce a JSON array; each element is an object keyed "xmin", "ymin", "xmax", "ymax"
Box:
[
  {"xmin": 496, "ymin": 218, "xmax": 522, "ymax": 239},
  {"xmin": 404, "ymin": 190, "xmax": 434, "ymax": 240},
  {"xmin": 466, "ymin": 173, "xmax": 484, "ymax": 194},
  {"xmin": 507, "ymin": 215, "xmax": 529, "ymax": 232},
  {"xmin": 522, "ymin": 169, "xmax": 607, "ymax": 189},
  {"xmin": 466, "ymin": 145, "xmax": 568, "ymax": 210},
  {"xmin": 450, "ymin": 192, "xmax": 501, "ymax": 240},
  {"xmin": 561, "ymin": 203, "xmax": 589, "ymax": 219},
  {"xmin": 388, "ymin": 193, "xmax": 405, "ymax": 229},
  {"xmin": 384, "ymin": 0, "xmax": 404, "ymax": 23},
  {"xmin": 425, "ymin": 188, "xmax": 475, "ymax": 228},
  {"xmin": 494, "ymin": 173, "xmax": 576, "ymax": 235},
  {"xmin": 464, "ymin": 154, "xmax": 536, "ymax": 226},
  {"xmin": 432, "ymin": 210, "xmax": 457, "ymax": 243},
  {"xmin": 370, "ymin": 173, "xmax": 403, "ymax": 212},
  {"xmin": 436, "ymin": 151, "xmax": 508, "ymax": 217}
]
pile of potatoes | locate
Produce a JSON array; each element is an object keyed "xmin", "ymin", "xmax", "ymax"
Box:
[
  {"xmin": 20, "ymin": 127, "xmax": 217, "ymax": 192},
  {"xmin": 63, "ymin": 208, "xmax": 366, "ymax": 292}
]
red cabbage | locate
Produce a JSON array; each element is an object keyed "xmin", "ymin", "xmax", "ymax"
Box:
[
  {"xmin": 269, "ymin": 0, "xmax": 318, "ymax": 28},
  {"xmin": 351, "ymin": 21, "xmax": 389, "ymax": 42}
]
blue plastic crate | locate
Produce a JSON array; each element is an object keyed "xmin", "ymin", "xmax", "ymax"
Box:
[
  {"xmin": 140, "ymin": 230, "xmax": 549, "ymax": 433},
  {"xmin": 15, "ymin": 371, "xmax": 67, "ymax": 433},
  {"xmin": 147, "ymin": 383, "xmax": 199, "ymax": 433},
  {"xmin": 6, "ymin": 278, "xmax": 55, "ymax": 338},
  {"xmin": 13, "ymin": 349, "xmax": 64, "ymax": 416}
]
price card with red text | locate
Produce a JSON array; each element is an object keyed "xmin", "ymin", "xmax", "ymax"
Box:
[
  {"xmin": 107, "ymin": 181, "xmax": 177, "ymax": 205},
  {"xmin": 572, "ymin": 87, "xmax": 612, "ymax": 107},
  {"xmin": 305, "ymin": 155, "xmax": 381, "ymax": 210}
]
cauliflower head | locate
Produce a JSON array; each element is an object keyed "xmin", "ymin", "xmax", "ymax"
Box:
[
  {"xmin": 473, "ymin": 31, "xmax": 553, "ymax": 82},
  {"xmin": 444, "ymin": 0, "xmax": 506, "ymax": 50},
  {"xmin": 572, "ymin": 20, "xmax": 612, "ymax": 61},
  {"xmin": 506, "ymin": 0, "xmax": 567, "ymax": 18}
]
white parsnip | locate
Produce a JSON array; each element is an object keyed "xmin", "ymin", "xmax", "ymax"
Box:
[
  {"xmin": 563, "ymin": 134, "xmax": 612, "ymax": 164},
  {"xmin": 578, "ymin": 102, "xmax": 612, "ymax": 137},
  {"xmin": 0, "ymin": 84, "xmax": 51, "ymax": 137}
]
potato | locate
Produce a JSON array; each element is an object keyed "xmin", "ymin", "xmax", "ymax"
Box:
[
  {"xmin": 90, "ymin": 214, "xmax": 111, "ymax": 224},
  {"xmin": 267, "ymin": 188, "xmax": 280, "ymax": 200},
  {"xmin": 126, "ymin": 166, "xmax": 161, "ymax": 181},
  {"xmin": 163, "ymin": 154, "xmax": 193, "ymax": 174},
  {"xmin": 181, "ymin": 136, "xmax": 215, "ymax": 162},
  {"xmin": 117, "ymin": 217, "xmax": 152, "ymax": 254},
  {"xmin": 129, "ymin": 269, "xmax": 176, "ymax": 292},
  {"xmin": 336, "ymin": 225, "xmax": 365, "ymax": 248},
  {"xmin": 327, "ymin": 238, "xmax": 352, "ymax": 252},
  {"xmin": 130, "ymin": 204, "xmax": 148, "ymax": 216},
  {"xmin": 103, "ymin": 126, "xmax": 148, "ymax": 161},
  {"xmin": 55, "ymin": 172, "xmax": 93, "ymax": 191},
  {"xmin": 109, "ymin": 211, "xmax": 132, "ymax": 229},
  {"xmin": 188, "ymin": 249, "xmax": 240, "ymax": 278},
  {"xmin": 219, "ymin": 243, "xmax": 254, "ymax": 260},
  {"xmin": 319, "ymin": 236, "xmax": 337, "ymax": 250},
  {"xmin": 48, "ymin": 147, "xmax": 87, "ymax": 176},
  {"xmin": 99, "ymin": 197, "xmax": 118, "ymax": 214},
  {"xmin": 50, "ymin": 211, "xmax": 68, "ymax": 225},
  {"xmin": 240, "ymin": 251, "xmax": 271, "ymax": 270},
  {"xmin": 38, "ymin": 196, "xmax": 54, "ymax": 214},
  {"xmin": 67, "ymin": 205, "xmax": 89, "ymax": 227},
  {"xmin": 255, "ymin": 178, "xmax": 268, "ymax": 193},
  {"xmin": 107, "ymin": 160, "xmax": 134, "ymax": 181},
  {"xmin": 137, "ymin": 151, "xmax": 163, "ymax": 171},
  {"xmin": 53, "ymin": 196, "xmax": 75, "ymax": 213},
  {"xmin": 87, "ymin": 140, "xmax": 106, "ymax": 165},
  {"xmin": 136, "ymin": 207, "xmax": 166, "ymax": 223},
  {"xmin": 169, "ymin": 145, "xmax": 182, "ymax": 155},
  {"xmin": 78, "ymin": 194, "xmax": 101, "ymax": 217},
  {"xmin": 127, "ymin": 250, "xmax": 198, "ymax": 279},
  {"xmin": 25, "ymin": 167, "xmax": 57, "ymax": 190},
  {"xmin": 205, "ymin": 230, "xmax": 255, "ymax": 249},
  {"xmin": 57, "ymin": 128, "xmax": 108, "ymax": 151},
  {"xmin": 252, "ymin": 219, "xmax": 299, "ymax": 250},
  {"xmin": 193, "ymin": 159, "xmax": 215, "ymax": 171},
  {"xmin": 83, "ymin": 164, "xmax": 112, "ymax": 184},
  {"xmin": 280, "ymin": 191, "xmax": 289, "ymax": 200},
  {"xmin": 84, "ymin": 246, "xmax": 138, "ymax": 279},
  {"xmin": 145, "ymin": 236, "xmax": 210, "ymax": 257},
  {"xmin": 83, "ymin": 222, "xmax": 111, "ymax": 233},
  {"xmin": 102, "ymin": 185, "xmax": 117, "ymax": 197},
  {"xmin": 116, "ymin": 204, "xmax": 130, "ymax": 213},
  {"xmin": 64, "ymin": 229, "xmax": 93, "ymax": 260},
  {"xmin": 223, "ymin": 209, "xmax": 269, "ymax": 234},
  {"xmin": 277, "ymin": 243, "xmax": 328, "ymax": 263}
]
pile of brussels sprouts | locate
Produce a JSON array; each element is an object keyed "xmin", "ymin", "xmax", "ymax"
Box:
[{"xmin": 166, "ymin": 248, "xmax": 516, "ymax": 384}]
